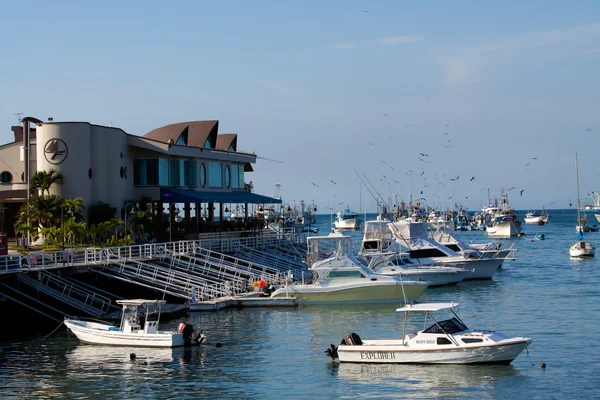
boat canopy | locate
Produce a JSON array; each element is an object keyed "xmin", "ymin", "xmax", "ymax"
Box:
[
  {"xmin": 116, "ymin": 299, "xmax": 167, "ymax": 306},
  {"xmin": 396, "ymin": 302, "xmax": 458, "ymax": 312}
]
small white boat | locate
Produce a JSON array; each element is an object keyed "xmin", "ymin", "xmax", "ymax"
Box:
[
  {"xmin": 486, "ymin": 191, "xmax": 522, "ymax": 238},
  {"xmin": 325, "ymin": 302, "xmax": 532, "ymax": 364},
  {"xmin": 64, "ymin": 299, "xmax": 206, "ymax": 348},
  {"xmin": 524, "ymin": 207, "xmax": 550, "ymax": 225},
  {"xmin": 570, "ymin": 153, "xmax": 595, "ymax": 258},
  {"xmin": 269, "ymin": 234, "xmax": 428, "ymax": 304},
  {"xmin": 334, "ymin": 206, "xmax": 362, "ymax": 230}
]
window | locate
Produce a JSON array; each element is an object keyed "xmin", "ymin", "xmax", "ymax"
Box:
[
  {"xmin": 239, "ymin": 168, "xmax": 244, "ymax": 189},
  {"xmin": 231, "ymin": 165, "xmax": 239, "ymax": 189},
  {"xmin": 183, "ymin": 160, "xmax": 196, "ymax": 186},
  {"xmin": 200, "ymin": 163, "xmax": 206, "ymax": 187},
  {"xmin": 169, "ymin": 159, "xmax": 180, "ymax": 186},
  {"xmin": 0, "ymin": 171, "xmax": 12, "ymax": 183},
  {"xmin": 228, "ymin": 144, "xmax": 235, "ymax": 152},
  {"xmin": 437, "ymin": 337, "xmax": 453, "ymax": 345},
  {"xmin": 461, "ymin": 338, "xmax": 483, "ymax": 344},
  {"xmin": 133, "ymin": 159, "xmax": 160, "ymax": 186},
  {"xmin": 204, "ymin": 138, "xmax": 212, "ymax": 148},
  {"xmin": 225, "ymin": 165, "xmax": 231, "ymax": 188},
  {"xmin": 324, "ymin": 270, "xmax": 365, "ymax": 280},
  {"xmin": 176, "ymin": 127, "xmax": 188, "ymax": 146},
  {"xmin": 423, "ymin": 318, "xmax": 468, "ymax": 334},
  {"xmin": 209, "ymin": 162, "xmax": 222, "ymax": 187}
]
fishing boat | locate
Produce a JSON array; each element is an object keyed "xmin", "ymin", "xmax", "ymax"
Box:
[
  {"xmin": 524, "ymin": 207, "xmax": 550, "ymax": 225},
  {"xmin": 486, "ymin": 190, "xmax": 522, "ymax": 238},
  {"xmin": 325, "ymin": 302, "xmax": 532, "ymax": 364},
  {"xmin": 570, "ymin": 153, "xmax": 595, "ymax": 258},
  {"xmin": 64, "ymin": 299, "xmax": 206, "ymax": 347},
  {"xmin": 334, "ymin": 206, "xmax": 362, "ymax": 230},
  {"xmin": 269, "ymin": 233, "xmax": 429, "ymax": 304}
]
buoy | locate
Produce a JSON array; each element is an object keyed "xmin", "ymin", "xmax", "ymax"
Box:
[
  {"xmin": 130, "ymin": 353, "xmax": 136, "ymax": 360},
  {"xmin": 216, "ymin": 343, "xmax": 222, "ymax": 348},
  {"xmin": 540, "ymin": 363, "xmax": 546, "ymax": 369}
]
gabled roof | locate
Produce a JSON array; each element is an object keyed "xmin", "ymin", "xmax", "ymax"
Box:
[
  {"xmin": 144, "ymin": 120, "xmax": 219, "ymax": 148},
  {"xmin": 216, "ymin": 133, "xmax": 237, "ymax": 151}
]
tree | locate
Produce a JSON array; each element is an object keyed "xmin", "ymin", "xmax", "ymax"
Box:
[
  {"xmin": 88, "ymin": 202, "xmax": 117, "ymax": 226},
  {"xmin": 29, "ymin": 168, "xmax": 64, "ymax": 196},
  {"xmin": 63, "ymin": 197, "xmax": 85, "ymax": 222}
]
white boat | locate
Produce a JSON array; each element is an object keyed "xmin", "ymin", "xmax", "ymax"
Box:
[
  {"xmin": 524, "ymin": 207, "xmax": 550, "ymax": 225},
  {"xmin": 325, "ymin": 302, "xmax": 532, "ymax": 364},
  {"xmin": 486, "ymin": 190, "xmax": 522, "ymax": 238},
  {"xmin": 575, "ymin": 213, "xmax": 598, "ymax": 233},
  {"xmin": 359, "ymin": 216, "xmax": 394, "ymax": 258},
  {"xmin": 430, "ymin": 227, "xmax": 517, "ymax": 261},
  {"xmin": 269, "ymin": 233, "xmax": 429, "ymax": 304},
  {"xmin": 570, "ymin": 153, "xmax": 595, "ymax": 258},
  {"xmin": 334, "ymin": 206, "xmax": 362, "ymax": 230},
  {"xmin": 388, "ymin": 220, "xmax": 503, "ymax": 280},
  {"xmin": 64, "ymin": 299, "xmax": 206, "ymax": 347},
  {"xmin": 368, "ymin": 253, "xmax": 470, "ymax": 286}
]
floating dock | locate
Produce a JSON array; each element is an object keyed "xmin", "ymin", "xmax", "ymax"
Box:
[{"xmin": 189, "ymin": 294, "xmax": 298, "ymax": 311}]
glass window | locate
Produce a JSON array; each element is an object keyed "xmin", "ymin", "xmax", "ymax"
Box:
[
  {"xmin": 225, "ymin": 165, "xmax": 231, "ymax": 188},
  {"xmin": 200, "ymin": 163, "xmax": 206, "ymax": 187},
  {"xmin": 0, "ymin": 171, "xmax": 12, "ymax": 183},
  {"xmin": 228, "ymin": 144, "xmax": 235, "ymax": 152},
  {"xmin": 204, "ymin": 138, "xmax": 212, "ymax": 148},
  {"xmin": 324, "ymin": 270, "xmax": 365, "ymax": 280},
  {"xmin": 176, "ymin": 128, "xmax": 188, "ymax": 145},
  {"xmin": 239, "ymin": 168, "xmax": 245, "ymax": 189},
  {"xmin": 169, "ymin": 159, "xmax": 180, "ymax": 186},
  {"xmin": 231, "ymin": 165, "xmax": 239, "ymax": 189},
  {"xmin": 209, "ymin": 162, "xmax": 222, "ymax": 188},
  {"xmin": 184, "ymin": 160, "xmax": 196, "ymax": 186},
  {"xmin": 158, "ymin": 159, "xmax": 169, "ymax": 186},
  {"xmin": 134, "ymin": 159, "xmax": 159, "ymax": 186}
]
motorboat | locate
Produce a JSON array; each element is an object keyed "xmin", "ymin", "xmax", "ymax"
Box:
[
  {"xmin": 430, "ymin": 227, "xmax": 517, "ymax": 261},
  {"xmin": 334, "ymin": 206, "xmax": 362, "ymax": 230},
  {"xmin": 575, "ymin": 213, "xmax": 598, "ymax": 233},
  {"xmin": 388, "ymin": 220, "xmax": 503, "ymax": 279},
  {"xmin": 486, "ymin": 190, "xmax": 522, "ymax": 238},
  {"xmin": 64, "ymin": 299, "xmax": 206, "ymax": 347},
  {"xmin": 269, "ymin": 233, "xmax": 429, "ymax": 304},
  {"xmin": 524, "ymin": 207, "xmax": 550, "ymax": 225},
  {"xmin": 368, "ymin": 253, "xmax": 470, "ymax": 286},
  {"xmin": 325, "ymin": 302, "xmax": 532, "ymax": 364},
  {"xmin": 570, "ymin": 153, "xmax": 595, "ymax": 258},
  {"xmin": 359, "ymin": 216, "xmax": 394, "ymax": 259}
]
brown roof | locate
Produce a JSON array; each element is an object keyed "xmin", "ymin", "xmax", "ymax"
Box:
[
  {"xmin": 216, "ymin": 134, "xmax": 237, "ymax": 151},
  {"xmin": 144, "ymin": 120, "xmax": 219, "ymax": 148}
]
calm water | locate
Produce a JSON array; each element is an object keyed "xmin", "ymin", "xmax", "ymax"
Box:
[{"xmin": 2, "ymin": 210, "xmax": 600, "ymax": 399}]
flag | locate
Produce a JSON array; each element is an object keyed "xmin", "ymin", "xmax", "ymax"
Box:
[{"xmin": 578, "ymin": 229, "xmax": 584, "ymax": 241}]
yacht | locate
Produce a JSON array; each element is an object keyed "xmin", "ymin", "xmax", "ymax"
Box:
[
  {"xmin": 570, "ymin": 153, "xmax": 595, "ymax": 258},
  {"xmin": 524, "ymin": 207, "xmax": 550, "ymax": 225},
  {"xmin": 269, "ymin": 233, "xmax": 428, "ymax": 304}
]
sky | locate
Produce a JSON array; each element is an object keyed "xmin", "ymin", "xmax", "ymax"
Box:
[{"xmin": 1, "ymin": 1, "xmax": 600, "ymax": 213}]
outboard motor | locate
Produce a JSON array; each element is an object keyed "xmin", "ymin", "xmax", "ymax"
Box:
[
  {"xmin": 178, "ymin": 323, "xmax": 207, "ymax": 346},
  {"xmin": 324, "ymin": 333, "xmax": 362, "ymax": 360}
]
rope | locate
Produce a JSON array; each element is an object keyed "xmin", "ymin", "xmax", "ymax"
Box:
[
  {"xmin": 41, "ymin": 321, "xmax": 64, "ymax": 340},
  {"xmin": 525, "ymin": 346, "xmax": 535, "ymax": 366}
]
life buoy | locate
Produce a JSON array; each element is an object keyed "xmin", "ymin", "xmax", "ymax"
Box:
[{"xmin": 177, "ymin": 322, "xmax": 186, "ymax": 334}]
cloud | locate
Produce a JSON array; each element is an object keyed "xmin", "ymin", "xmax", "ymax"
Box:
[{"xmin": 377, "ymin": 35, "xmax": 426, "ymax": 45}]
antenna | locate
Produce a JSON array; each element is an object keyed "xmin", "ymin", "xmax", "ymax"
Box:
[{"xmin": 13, "ymin": 112, "xmax": 23, "ymax": 122}]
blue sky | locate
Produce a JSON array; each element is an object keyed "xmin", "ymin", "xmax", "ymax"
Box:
[{"xmin": 2, "ymin": 1, "xmax": 600, "ymax": 212}]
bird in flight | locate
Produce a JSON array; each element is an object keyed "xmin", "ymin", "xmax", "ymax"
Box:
[
  {"xmin": 508, "ymin": 187, "xmax": 516, "ymax": 191},
  {"xmin": 445, "ymin": 124, "xmax": 450, "ymax": 128},
  {"xmin": 520, "ymin": 189, "xmax": 524, "ymax": 196},
  {"xmin": 369, "ymin": 142, "xmax": 375, "ymax": 146},
  {"xmin": 330, "ymin": 180, "xmax": 337, "ymax": 185},
  {"xmin": 404, "ymin": 124, "xmax": 412, "ymax": 128},
  {"xmin": 382, "ymin": 112, "xmax": 388, "ymax": 117},
  {"xmin": 586, "ymin": 128, "xmax": 592, "ymax": 131},
  {"xmin": 419, "ymin": 153, "xmax": 429, "ymax": 157},
  {"xmin": 311, "ymin": 182, "xmax": 320, "ymax": 187},
  {"xmin": 362, "ymin": 9, "xmax": 368, "ymax": 13},
  {"xmin": 444, "ymin": 132, "xmax": 449, "ymax": 136},
  {"xmin": 569, "ymin": 202, "xmax": 573, "ymax": 207},
  {"xmin": 470, "ymin": 176, "xmax": 475, "ymax": 181}
]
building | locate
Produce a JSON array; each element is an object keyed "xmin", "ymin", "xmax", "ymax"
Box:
[{"xmin": 0, "ymin": 117, "xmax": 280, "ymax": 238}]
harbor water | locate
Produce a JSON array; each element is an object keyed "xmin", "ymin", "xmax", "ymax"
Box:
[{"xmin": 2, "ymin": 210, "xmax": 600, "ymax": 399}]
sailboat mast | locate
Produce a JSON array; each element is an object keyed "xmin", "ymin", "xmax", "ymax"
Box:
[{"xmin": 576, "ymin": 152, "xmax": 581, "ymax": 228}]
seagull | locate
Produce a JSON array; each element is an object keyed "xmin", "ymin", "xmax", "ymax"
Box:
[
  {"xmin": 369, "ymin": 142, "xmax": 375, "ymax": 146},
  {"xmin": 382, "ymin": 175, "xmax": 387, "ymax": 180},
  {"xmin": 362, "ymin": 9, "xmax": 368, "ymax": 13},
  {"xmin": 444, "ymin": 132, "xmax": 449, "ymax": 136},
  {"xmin": 445, "ymin": 124, "xmax": 450, "ymax": 128},
  {"xmin": 508, "ymin": 187, "xmax": 516, "ymax": 191},
  {"xmin": 470, "ymin": 176, "xmax": 475, "ymax": 181},
  {"xmin": 311, "ymin": 182, "xmax": 320, "ymax": 187},
  {"xmin": 404, "ymin": 124, "xmax": 412, "ymax": 128},
  {"xmin": 465, "ymin": 196, "xmax": 469, "ymax": 199},
  {"xmin": 420, "ymin": 171, "xmax": 425, "ymax": 176},
  {"xmin": 569, "ymin": 202, "xmax": 573, "ymax": 207},
  {"xmin": 586, "ymin": 128, "xmax": 592, "ymax": 131},
  {"xmin": 520, "ymin": 189, "xmax": 524, "ymax": 196},
  {"xmin": 382, "ymin": 112, "xmax": 388, "ymax": 117},
  {"xmin": 419, "ymin": 153, "xmax": 429, "ymax": 157},
  {"xmin": 330, "ymin": 180, "xmax": 337, "ymax": 185}
]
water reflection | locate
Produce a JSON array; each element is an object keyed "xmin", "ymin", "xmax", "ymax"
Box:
[{"xmin": 334, "ymin": 362, "xmax": 524, "ymax": 399}]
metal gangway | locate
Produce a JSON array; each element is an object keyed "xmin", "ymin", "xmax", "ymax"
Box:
[
  {"xmin": 98, "ymin": 256, "xmax": 237, "ymax": 302},
  {"xmin": 232, "ymin": 245, "xmax": 308, "ymax": 276},
  {"xmin": 17, "ymin": 270, "xmax": 116, "ymax": 317}
]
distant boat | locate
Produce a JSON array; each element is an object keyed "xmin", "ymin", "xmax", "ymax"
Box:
[
  {"xmin": 524, "ymin": 207, "xmax": 550, "ymax": 225},
  {"xmin": 485, "ymin": 190, "xmax": 522, "ymax": 238},
  {"xmin": 570, "ymin": 153, "xmax": 595, "ymax": 258},
  {"xmin": 334, "ymin": 206, "xmax": 362, "ymax": 230}
]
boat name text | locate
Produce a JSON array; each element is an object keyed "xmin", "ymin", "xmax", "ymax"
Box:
[
  {"xmin": 360, "ymin": 352, "xmax": 396, "ymax": 360},
  {"xmin": 416, "ymin": 340, "xmax": 436, "ymax": 344}
]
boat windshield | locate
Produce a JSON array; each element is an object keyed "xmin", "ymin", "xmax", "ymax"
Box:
[{"xmin": 423, "ymin": 317, "xmax": 468, "ymax": 334}]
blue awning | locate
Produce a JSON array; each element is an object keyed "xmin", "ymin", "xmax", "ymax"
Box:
[{"xmin": 160, "ymin": 188, "xmax": 282, "ymax": 204}]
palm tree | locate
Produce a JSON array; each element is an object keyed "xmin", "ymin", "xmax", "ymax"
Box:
[
  {"xmin": 29, "ymin": 168, "xmax": 64, "ymax": 195},
  {"xmin": 63, "ymin": 197, "xmax": 85, "ymax": 222}
]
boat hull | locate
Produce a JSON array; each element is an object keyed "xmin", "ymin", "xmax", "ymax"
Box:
[
  {"xmin": 486, "ymin": 221, "xmax": 522, "ymax": 238},
  {"xmin": 456, "ymin": 258, "xmax": 503, "ymax": 280},
  {"xmin": 523, "ymin": 216, "xmax": 542, "ymax": 224},
  {"xmin": 270, "ymin": 282, "xmax": 427, "ymax": 305},
  {"xmin": 335, "ymin": 219, "xmax": 360, "ymax": 230},
  {"xmin": 337, "ymin": 340, "xmax": 531, "ymax": 364},
  {"xmin": 569, "ymin": 243, "xmax": 595, "ymax": 258},
  {"xmin": 64, "ymin": 319, "xmax": 185, "ymax": 347}
]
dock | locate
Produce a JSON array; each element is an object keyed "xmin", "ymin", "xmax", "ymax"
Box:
[{"xmin": 189, "ymin": 294, "xmax": 298, "ymax": 311}]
